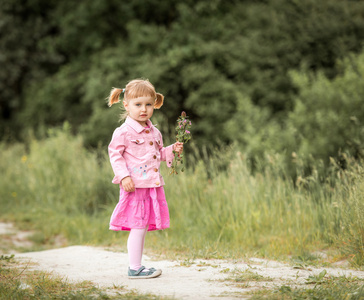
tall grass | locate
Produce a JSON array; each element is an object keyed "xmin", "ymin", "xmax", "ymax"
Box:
[
  {"xmin": 0, "ymin": 124, "xmax": 120, "ymax": 246},
  {"xmin": 0, "ymin": 126, "xmax": 363, "ymax": 265},
  {"xmin": 164, "ymin": 150, "xmax": 334, "ymax": 259}
]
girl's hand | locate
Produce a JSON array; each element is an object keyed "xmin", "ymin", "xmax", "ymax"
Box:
[
  {"xmin": 174, "ymin": 142, "xmax": 184, "ymax": 154},
  {"xmin": 121, "ymin": 176, "xmax": 135, "ymax": 192}
]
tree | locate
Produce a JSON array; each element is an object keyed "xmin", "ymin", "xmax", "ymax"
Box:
[{"xmin": 2, "ymin": 0, "xmax": 364, "ymax": 153}]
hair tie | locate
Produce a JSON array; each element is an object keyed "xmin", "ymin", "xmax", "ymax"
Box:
[{"xmin": 122, "ymin": 88, "xmax": 125, "ymax": 93}]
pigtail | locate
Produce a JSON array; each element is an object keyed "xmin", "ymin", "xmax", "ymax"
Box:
[
  {"xmin": 154, "ymin": 93, "xmax": 164, "ymax": 109},
  {"xmin": 107, "ymin": 88, "xmax": 123, "ymax": 107}
]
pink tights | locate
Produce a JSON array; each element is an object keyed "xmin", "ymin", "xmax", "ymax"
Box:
[{"xmin": 127, "ymin": 227, "xmax": 148, "ymax": 270}]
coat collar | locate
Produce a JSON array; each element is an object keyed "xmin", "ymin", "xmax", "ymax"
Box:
[{"xmin": 125, "ymin": 116, "xmax": 153, "ymax": 133}]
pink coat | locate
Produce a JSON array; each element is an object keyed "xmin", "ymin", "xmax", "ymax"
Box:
[{"xmin": 108, "ymin": 117, "xmax": 175, "ymax": 188}]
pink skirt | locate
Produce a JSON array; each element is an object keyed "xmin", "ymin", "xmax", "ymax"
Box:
[{"xmin": 109, "ymin": 187, "xmax": 170, "ymax": 231}]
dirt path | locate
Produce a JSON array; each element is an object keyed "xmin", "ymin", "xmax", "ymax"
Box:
[
  {"xmin": 2, "ymin": 223, "xmax": 364, "ymax": 299},
  {"xmin": 13, "ymin": 246, "xmax": 364, "ymax": 299}
]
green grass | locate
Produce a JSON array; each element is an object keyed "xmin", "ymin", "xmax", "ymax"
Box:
[
  {"xmin": 218, "ymin": 266, "xmax": 364, "ymax": 299},
  {"xmin": 164, "ymin": 150, "xmax": 364, "ymax": 265},
  {"xmin": 220, "ymin": 266, "xmax": 364, "ymax": 299},
  {"xmin": 249, "ymin": 275, "xmax": 364, "ymax": 300},
  {"xmin": 225, "ymin": 268, "xmax": 273, "ymax": 284},
  {"xmin": 0, "ymin": 126, "xmax": 363, "ymax": 267}
]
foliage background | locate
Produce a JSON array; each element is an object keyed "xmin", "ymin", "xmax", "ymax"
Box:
[
  {"xmin": 1, "ymin": 0, "xmax": 364, "ymax": 265},
  {"xmin": 1, "ymin": 0, "xmax": 364, "ymax": 166}
]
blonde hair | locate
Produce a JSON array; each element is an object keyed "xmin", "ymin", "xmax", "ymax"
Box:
[{"xmin": 107, "ymin": 79, "xmax": 164, "ymax": 120}]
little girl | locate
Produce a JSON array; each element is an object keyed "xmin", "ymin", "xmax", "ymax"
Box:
[{"xmin": 107, "ymin": 79, "xmax": 183, "ymax": 279}]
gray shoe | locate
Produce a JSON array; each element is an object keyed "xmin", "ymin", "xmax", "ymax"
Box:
[{"xmin": 128, "ymin": 266, "xmax": 162, "ymax": 279}]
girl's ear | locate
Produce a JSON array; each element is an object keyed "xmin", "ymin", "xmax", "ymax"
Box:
[{"xmin": 123, "ymin": 101, "xmax": 129, "ymax": 111}]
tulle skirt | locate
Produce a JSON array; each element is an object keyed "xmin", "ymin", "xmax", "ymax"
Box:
[{"xmin": 109, "ymin": 187, "xmax": 170, "ymax": 231}]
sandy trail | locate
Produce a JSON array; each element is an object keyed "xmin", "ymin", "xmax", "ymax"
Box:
[
  {"xmin": 16, "ymin": 246, "xmax": 244, "ymax": 299},
  {"xmin": 14, "ymin": 246, "xmax": 364, "ymax": 299},
  {"xmin": 2, "ymin": 223, "xmax": 364, "ymax": 299}
]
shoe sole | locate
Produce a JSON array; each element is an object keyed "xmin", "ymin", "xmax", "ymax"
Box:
[{"xmin": 128, "ymin": 269, "xmax": 162, "ymax": 279}]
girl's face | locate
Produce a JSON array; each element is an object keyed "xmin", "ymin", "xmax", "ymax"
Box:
[{"xmin": 123, "ymin": 97, "xmax": 155, "ymax": 127}]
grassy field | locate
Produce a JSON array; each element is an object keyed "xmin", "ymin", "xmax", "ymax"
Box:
[{"xmin": 0, "ymin": 126, "xmax": 363, "ymax": 267}]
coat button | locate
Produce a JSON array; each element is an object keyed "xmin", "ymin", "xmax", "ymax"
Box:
[
  {"xmin": 155, "ymin": 182, "xmax": 160, "ymax": 186},
  {"xmin": 149, "ymin": 141, "xmax": 153, "ymax": 145},
  {"xmin": 154, "ymin": 168, "xmax": 158, "ymax": 172},
  {"xmin": 145, "ymin": 130, "xmax": 150, "ymax": 134},
  {"xmin": 153, "ymin": 155, "xmax": 157, "ymax": 159}
]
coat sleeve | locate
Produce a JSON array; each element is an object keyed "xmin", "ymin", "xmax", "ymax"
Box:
[
  {"xmin": 157, "ymin": 131, "xmax": 175, "ymax": 168},
  {"xmin": 108, "ymin": 129, "xmax": 130, "ymax": 184}
]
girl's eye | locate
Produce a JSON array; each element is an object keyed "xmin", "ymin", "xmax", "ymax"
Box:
[{"xmin": 147, "ymin": 103, "xmax": 152, "ymax": 106}]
